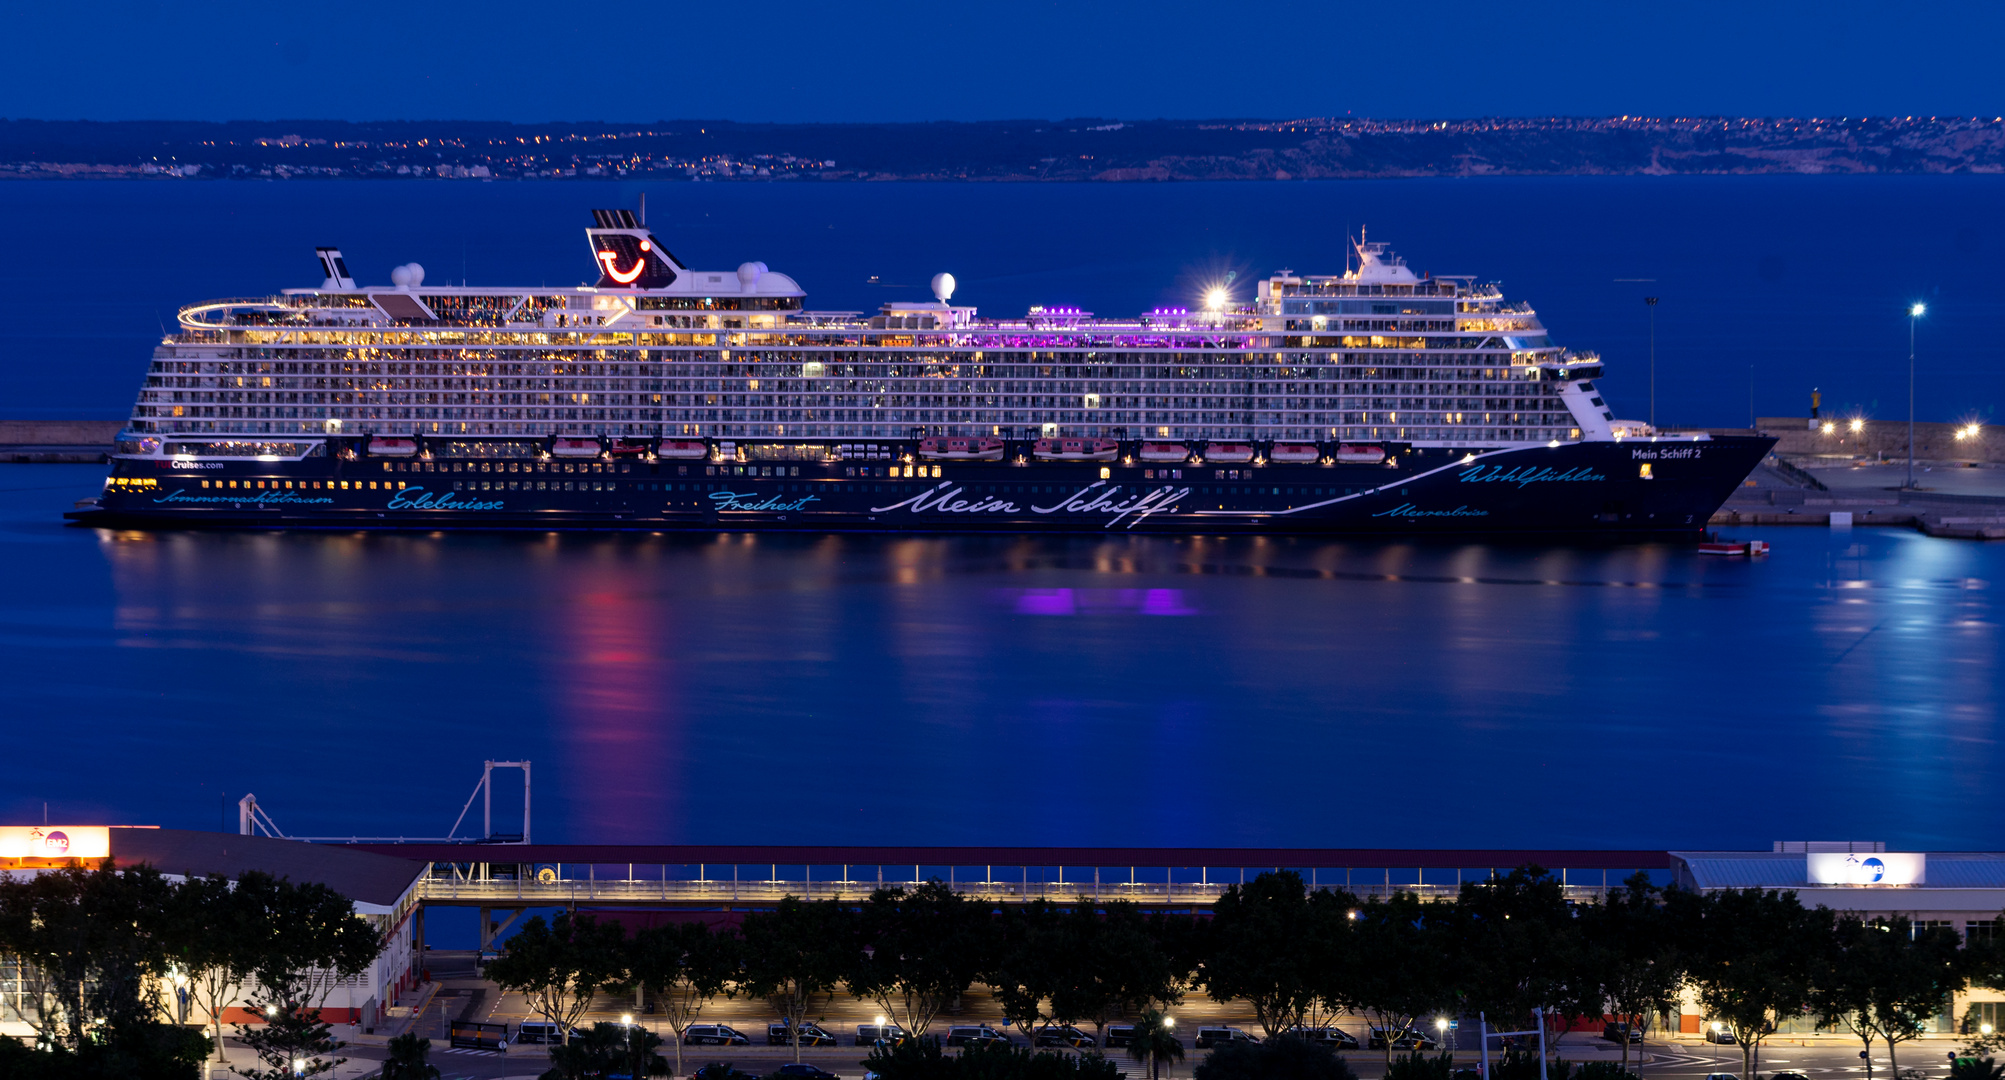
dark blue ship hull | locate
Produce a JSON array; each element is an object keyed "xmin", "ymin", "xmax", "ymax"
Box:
[{"xmin": 69, "ymin": 437, "xmax": 1773, "ymax": 538}]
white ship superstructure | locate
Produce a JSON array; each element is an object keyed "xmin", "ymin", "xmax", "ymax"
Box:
[{"xmin": 125, "ymin": 214, "xmax": 1622, "ymax": 452}]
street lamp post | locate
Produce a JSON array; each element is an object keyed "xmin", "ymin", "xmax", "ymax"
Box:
[
  {"xmin": 1907, "ymin": 303, "xmax": 1926, "ymax": 489},
  {"xmin": 1645, "ymin": 297, "xmax": 1659, "ymax": 430}
]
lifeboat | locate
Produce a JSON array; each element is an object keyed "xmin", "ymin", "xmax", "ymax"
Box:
[
  {"xmin": 1032, "ymin": 438, "xmax": 1118, "ymax": 461},
  {"xmin": 609, "ymin": 438, "xmax": 653, "ymax": 456},
  {"xmin": 1202, "ymin": 442, "xmax": 1254, "ymax": 464},
  {"xmin": 658, "ymin": 440, "xmax": 710, "ymax": 460},
  {"xmin": 918, "ymin": 436, "xmax": 1005, "ymax": 461},
  {"xmin": 1335, "ymin": 444, "xmax": 1387, "ymax": 464},
  {"xmin": 551, "ymin": 437, "xmax": 603, "ymax": 458},
  {"xmin": 366, "ymin": 436, "xmax": 418, "ymax": 457},
  {"xmin": 1269, "ymin": 443, "xmax": 1319, "ymax": 463},
  {"xmin": 1138, "ymin": 442, "xmax": 1190, "ymax": 463}
]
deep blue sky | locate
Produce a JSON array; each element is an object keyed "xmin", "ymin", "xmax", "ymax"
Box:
[{"xmin": 4, "ymin": 0, "xmax": 2000, "ymax": 122}]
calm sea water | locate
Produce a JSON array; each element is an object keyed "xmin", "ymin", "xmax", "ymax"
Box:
[
  {"xmin": 2, "ymin": 464, "xmax": 1998, "ymax": 850},
  {"xmin": 2, "ymin": 178, "xmax": 2001, "ymax": 852}
]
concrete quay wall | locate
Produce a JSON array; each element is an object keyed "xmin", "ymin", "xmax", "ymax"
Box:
[
  {"xmin": 1758, "ymin": 416, "xmax": 2001, "ymax": 463},
  {"xmin": 0, "ymin": 419, "xmax": 122, "ymax": 463}
]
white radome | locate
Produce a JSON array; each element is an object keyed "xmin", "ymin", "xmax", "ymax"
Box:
[{"xmin": 931, "ymin": 272, "xmax": 956, "ymax": 303}]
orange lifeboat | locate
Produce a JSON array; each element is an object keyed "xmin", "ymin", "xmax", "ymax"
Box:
[
  {"xmin": 551, "ymin": 437, "xmax": 603, "ymax": 458},
  {"xmin": 1203, "ymin": 442, "xmax": 1254, "ymax": 464},
  {"xmin": 919, "ymin": 436, "xmax": 1005, "ymax": 461},
  {"xmin": 1335, "ymin": 444, "xmax": 1387, "ymax": 464},
  {"xmin": 1138, "ymin": 442, "xmax": 1190, "ymax": 463},
  {"xmin": 658, "ymin": 440, "xmax": 710, "ymax": 459},
  {"xmin": 1032, "ymin": 437, "xmax": 1118, "ymax": 461},
  {"xmin": 1269, "ymin": 443, "xmax": 1319, "ymax": 463}
]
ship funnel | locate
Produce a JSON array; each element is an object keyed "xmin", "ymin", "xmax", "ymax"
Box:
[{"xmin": 315, "ymin": 247, "xmax": 355, "ymax": 290}]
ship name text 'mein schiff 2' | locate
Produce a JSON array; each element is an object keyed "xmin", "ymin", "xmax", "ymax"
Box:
[{"xmin": 72, "ymin": 210, "xmax": 1771, "ymax": 536}]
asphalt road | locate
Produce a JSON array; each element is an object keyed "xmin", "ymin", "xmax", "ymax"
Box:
[{"xmin": 351, "ymin": 1022, "xmax": 1969, "ymax": 1080}]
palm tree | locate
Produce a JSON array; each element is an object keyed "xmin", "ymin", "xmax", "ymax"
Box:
[
  {"xmin": 1127, "ymin": 1009, "xmax": 1187, "ymax": 1080},
  {"xmin": 380, "ymin": 1032, "xmax": 440, "ymax": 1080}
]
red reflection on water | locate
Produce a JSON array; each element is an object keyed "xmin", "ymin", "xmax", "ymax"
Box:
[{"xmin": 548, "ymin": 585, "xmax": 678, "ymax": 839}]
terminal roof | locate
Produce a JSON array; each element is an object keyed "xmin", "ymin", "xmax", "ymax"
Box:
[{"xmin": 111, "ymin": 827, "xmax": 425, "ymax": 908}]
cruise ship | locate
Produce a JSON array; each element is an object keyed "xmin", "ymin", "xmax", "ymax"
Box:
[{"xmin": 71, "ymin": 209, "xmax": 1772, "ymax": 536}]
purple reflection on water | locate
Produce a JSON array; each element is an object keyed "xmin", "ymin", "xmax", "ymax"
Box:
[{"xmin": 1005, "ymin": 587, "xmax": 1196, "ymax": 616}]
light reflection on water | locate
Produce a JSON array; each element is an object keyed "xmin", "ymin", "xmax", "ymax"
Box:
[{"xmin": 1, "ymin": 466, "xmax": 1999, "ymax": 850}]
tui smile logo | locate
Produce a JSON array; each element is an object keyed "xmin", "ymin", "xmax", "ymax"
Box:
[{"xmin": 596, "ymin": 242, "xmax": 648, "ymax": 284}]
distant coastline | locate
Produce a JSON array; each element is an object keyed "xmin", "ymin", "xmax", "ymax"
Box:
[{"xmin": 3, "ymin": 116, "xmax": 2003, "ymax": 182}]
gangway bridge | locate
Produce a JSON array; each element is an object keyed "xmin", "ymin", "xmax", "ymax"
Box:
[{"xmin": 350, "ymin": 843, "xmax": 1672, "ymax": 949}]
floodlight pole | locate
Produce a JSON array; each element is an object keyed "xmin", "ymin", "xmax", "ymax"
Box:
[{"xmin": 1645, "ymin": 297, "xmax": 1659, "ymax": 429}]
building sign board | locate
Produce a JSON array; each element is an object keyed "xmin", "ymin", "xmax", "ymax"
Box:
[
  {"xmin": 0, "ymin": 826, "xmax": 111, "ymax": 860},
  {"xmin": 1808, "ymin": 851, "xmax": 1926, "ymax": 885}
]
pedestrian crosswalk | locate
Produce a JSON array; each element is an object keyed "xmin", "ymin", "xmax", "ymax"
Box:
[{"xmin": 442, "ymin": 1046, "xmax": 505, "ymax": 1056}]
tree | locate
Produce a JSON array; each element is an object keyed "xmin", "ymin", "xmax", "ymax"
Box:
[
  {"xmin": 1453, "ymin": 866, "xmax": 1581, "ymax": 1046},
  {"xmin": 1199, "ymin": 872, "xmax": 1353, "ymax": 1037},
  {"xmin": 988, "ymin": 901, "xmax": 1065, "ymax": 1044},
  {"xmin": 851, "ymin": 882, "xmax": 994, "ymax": 1039},
  {"xmin": 1572, "ymin": 874, "xmax": 1684, "ymax": 1074},
  {"xmin": 1126, "ymin": 1008, "xmax": 1186, "ymax": 1080},
  {"xmin": 740, "ymin": 896, "xmax": 861, "ymax": 1062},
  {"xmin": 1192, "ymin": 1035, "xmax": 1359, "ymax": 1080},
  {"xmin": 486, "ymin": 912, "xmax": 630, "ymax": 1048},
  {"xmin": 543, "ymin": 1021, "xmax": 666, "ymax": 1080},
  {"xmin": 1812, "ymin": 914, "xmax": 1966, "ymax": 1080},
  {"xmin": 628, "ymin": 920, "xmax": 740, "ymax": 1077},
  {"xmin": 1048, "ymin": 901, "xmax": 1184, "ymax": 1042},
  {"xmin": 1674, "ymin": 886, "xmax": 1833, "ymax": 1080},
  {"xmin": 1349, "ymin": 892, "xmax": 1460, "ymax": 1067},
  {"xmin": 380, "ymin": 1033, "xmax": 441, "ymax": 1080},
  {"xmin": 166, "ymin": 874, "xmax": 257, "ymax": 1063},
  {"xmin": 0, "ymin": 861, "xmax": 177, "ymax": 1048},
  {"xmin": 231, "ymin": 872, "xmax": 383, "ymax": 1080}
]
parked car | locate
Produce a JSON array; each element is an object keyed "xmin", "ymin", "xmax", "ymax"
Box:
[
  {"xmin": 1368, "ymin": 1028, "xmax": 1439, "ymax": 1051},
  {"xmin": 768, "ymin": 1022, "xmax": 837, "ymax": 1047},
  {"xmin": 685, "ymin": 1024, "xmax": 752, "ymax": 1046},
  {"xmin": 1103, "ymin": 1025, "xmax": 1135, "ymax": 1049},
  {"xmin": 946, "ymin": 1025, "xmax": 1012, "ymax": 1047},
  {"xmin": 1452, "ymin": 1070, "xmax": 1484, "ymax": 1080},
  {"xmin": 1602, "ymin": 1023, "xmax": 1644, "ymax": 1044},
  {"xmin": 1285, "ymin": 1026, "xmax": 1360, "ymax": 1049},
  {"xmin": 1034, "ymin": 1025, "xmax": 1098, "ymax": 1048},
  {"xmin": 1194, "ymin": 1027, "xmax": 1259, "ymax": 1049},
  {"xmin": 515, "ymin": 1021, "xmax": 586, "ymax": 1045},
  {"xmin": 1705, "ymin": 1028, "xmax": 1738, "ymax": 1045},
  {"xmin": 775, "ymin": 1066, "xmax": 842, "ymax": 1080},
  {"xmin": 1769, "ymin": 1071, "xmax": 1810, "ymax": 1080},
  {"xmin": 1701, "ymin": 1073, "xmax": 1739, "ymax": 1080},
  {"xmin": 692, "ymin": 1063, "xmax": 760, "ymax": 1080},
  {"xmin": 855, "ymin": 1023, "xmax": 910, "ymax": 1046}
]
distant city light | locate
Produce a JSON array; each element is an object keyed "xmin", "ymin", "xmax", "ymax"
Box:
[
  {"xmin": 1849, "ymin": 417, "xmax": 1864, "ymax": 433},
  {"xmin": 1911, "ymin": 303, "xmax": 1927, "ymax": 317},
  {"xmin": 1205, "ymin": 287, "xmax": 1228, "ymax": 311},
  {"xmin": 1821, "ymin": 422, "xmax": 1836, "ymax": 435}
]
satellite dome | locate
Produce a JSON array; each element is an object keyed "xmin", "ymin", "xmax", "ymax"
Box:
[
  {"xmin": 406, "ymin": 263, "xmax": 425, "ymax": 287},
  {"xmin": 737, "ymin": 262, "xmax": 763, "ymax": 289},
  {"xmin": 931, "ymin": 272, "xmax": 956, "ymax": 303},
  {"xmin": 390, "ymin": 265, "xmax": 411, "ymax": 287}
]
